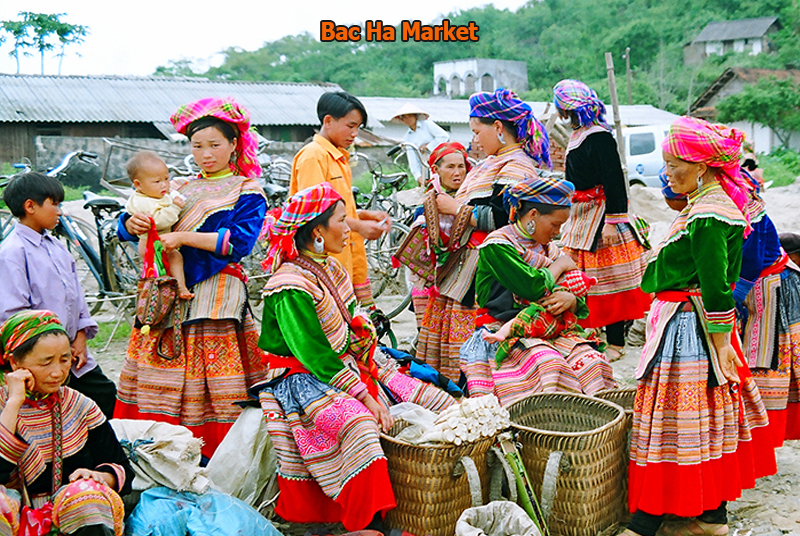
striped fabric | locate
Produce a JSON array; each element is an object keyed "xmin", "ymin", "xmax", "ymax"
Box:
[
  {"xmin": 469, "ymin": 88, "xmax": 550, "ymax": 168},
  {"xmin": 455, "ymin": 144, "xmax": 540, "ymax": 204},
  {"xmin": 743, "ymin": 272, "xmax": 781, "ymax": 368},
  {"xmin": 185, "ymin": 267, "xmax": 247, "ymax": 322},
  {"xmin": 377, "ymin": 358, "xmax": 456, "ymax": 412},
  {"xmin": 629, "ymin": 309, "xmax": 775, "ymax": 516},
  {"xmin": 502, "ymin": 174, "xmax": 574, "ymax": 222},
  {"xmin": 553, "ymin": 79, "xmax": 610, "ymax": 130},
  {"xmin": 173, "ymin": 172, "xmax": 265, "ymax": 234},
  {"xmin": 416, "ymin": 296, "xmax": 477, "ymax": 381},
  {"xmin": 663, "ymin": 116, "xmax": 751, "ymax": 233},
  {"xmin": 0, "ymin": 388, "xmax": 105, "ymax": 487},
  {"xmin": 558, "ymin": 196, "xmax": 605, "ymax": 251},
  {"xmin": 170, "ymin": 97, "xmax": 261, "ymax": 179}
]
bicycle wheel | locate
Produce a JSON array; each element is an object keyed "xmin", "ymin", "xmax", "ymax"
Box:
[
  {"xmin": 365, "ymin": 221, "xmax": 409, "ymax": 299},
  {"xmin": 102, "ymin": 233, "xmax": 141, "ymax": 298}
]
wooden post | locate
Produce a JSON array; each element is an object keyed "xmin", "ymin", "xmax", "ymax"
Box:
[
  {"xmin": 605, "ymin": 51, "xmax": 630, "ymax": 197},
  {"xmin": 625, "ymin": 47, "xmax": 633, "ymax": 106}
]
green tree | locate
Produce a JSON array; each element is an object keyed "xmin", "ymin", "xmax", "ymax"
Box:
[
  {"xmin": 54, "ymin": 19, "xmax": 88, "ymax": 75},
  {"xmin": 1, "ymin": 12, "xmax": 87, "ymax": 74},
  {"xmin": 2, "ymin": 19, "xmax": 31, "ymax": 74},
  {"xmin": 717, "ymin": 76, "xmax": 800, "ymax": 147}
]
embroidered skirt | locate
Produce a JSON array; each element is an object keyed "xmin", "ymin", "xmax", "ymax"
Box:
[
  {"xmin": 750, "ymin": 269, "xmax": 800, "ymax": 444},
  {"xmin": 460, "ymin": 328, "xmax": 616, "ymax": 407},
  {"xmin": 416, "ymin": 294, "xmax": 477, "ymax": 382},
  {"xmin": 628, "ymin": 309, "xmax": 777, "ymax": 517},
  {"xmin": 115, "ymin": 312, "xmax": 269, "ymax": 458},
  {"xmin": 562, "ymin": 221, "xmax": 651, "ymax": 328}
]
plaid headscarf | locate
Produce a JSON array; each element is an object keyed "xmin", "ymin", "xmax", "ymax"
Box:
[
  {"xmin": 663, "ymin": 116, "xmax": 751, "ymax": 227},
  {"xmin": 0, "ymin": 310, "xmax": 67, "ymax": 367},
  {"xmin": 469, "ymin": 88, "xmax": 551, "ymax": 168},
  {"xmin": 260, "ymin": 183, "xmax": 343, "ymax": 273},
  {"xmin": 553, "ymin": 79, "xmax": 610, "ymax": 130},
  {"xmin": 503, "ymin": 175, "xmax": 575, "ymax": 221},
  {"xmin": 428, "ymin": 141, "xmax": 472, "ymax": 174},
  {"xmin": 170, "ymin": 97, "xmax": 261, "ymax": 179}
]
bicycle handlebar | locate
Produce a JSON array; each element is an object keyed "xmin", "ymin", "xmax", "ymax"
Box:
[{"xmin": 47, "ymin": 151, "xmax": 98, "ymax": 177}]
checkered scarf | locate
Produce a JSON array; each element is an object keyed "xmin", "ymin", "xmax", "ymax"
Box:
[
  {"xmin": 428, "ymin": 141, "xmax": 472, "ymax": 173},
  {"xmin": 170, "ymin": 97, "xmax": 261, "ymax": 179},
  {"xmin": 503, "ymin": 175, "xmax": 575, "ymax": 221},
  {"xmin": 663, "ymin": 116, "xmax": 751, "ymax": 229},
  {"xmin": 0, "ymin": 310, "xmax": 66, "ymax": 366},
  {"xmin": 469, "ymin": 88, "xmax": 551, "ymax": 168},
  {"xmin": 260, "ymin": 183, "xmax": 343, "ymax": 273},
  {"xmin": 553, "ymin": 79, "xmax": 610, "ymax": 130}
]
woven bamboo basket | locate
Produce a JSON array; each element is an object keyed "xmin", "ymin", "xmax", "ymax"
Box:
[
  {"xmin": 594, "ymin": 387, "xmax": 636, "ymax": 523},
  {"xmin": 508, "ymin": 393, "xmax": 627, "ymax": 536},
  {"xmin": 380, "ymin": 421, "xmax": 494, "ymax": 536}
]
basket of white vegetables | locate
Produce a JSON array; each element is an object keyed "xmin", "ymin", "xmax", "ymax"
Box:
[{"xmin": 380, "ymin": 395, "xmax": 511, "ymax": 536}]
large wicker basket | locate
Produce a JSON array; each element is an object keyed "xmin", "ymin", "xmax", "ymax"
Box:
[
  {"xmin": 508, "ymin": 393, "xmax": 627, "ymax": 536},
  {"xmin": 594, "ymin": 387, "xmax": 637, "ymax": 523},
  {"xmin": 380, "ymin": 421, "xmax": 494, "ymax": 536}
]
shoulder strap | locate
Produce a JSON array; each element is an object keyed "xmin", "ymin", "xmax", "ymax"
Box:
[{"xmin": 288, "ymin": 256, "xmax": 354, "ymax": 327}]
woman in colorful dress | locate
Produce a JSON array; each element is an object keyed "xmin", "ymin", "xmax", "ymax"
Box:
[
  {"xmin": 462, "ymin": 176, "xmax": 616, "ymax": 407},
  {"xmin": 256, "ymin": 183, "xmax": 456, "ymax": 531},
  {"xmin": 553, "ymin": 80, "xmax": 650, "ymax": 360},
  {"xmin": 0, "ymin": 310, "xmax": 133, "ymax": 536},
  {"xmin": 625, "ymin": 117, "xmax": 776, "ymax": 536},
  {"xmin": 115, "ymin": 97, "xmax": 269, "ymax": 458},
  {"xmin": 416, "ymin": 88, "xmax": 549, "ymax": 385}
]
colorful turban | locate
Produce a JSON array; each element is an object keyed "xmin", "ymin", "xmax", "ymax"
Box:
[
  {"xmin": 428, "ymin": 142, "xmax": 472, "ymax": 174},
  {"xmin": 170, "ymin": 97, "xmax": 261, "ymax": 179},
  {"xmin": 553, "ymin": 79, "xmax": 610, "ymax": 130},
  {"xmin": 663, "ymin": 116, "xmax": 752, "ymax": 228},
  {"xmin": 260, "ymin": 183, "xmax": 343, "ymax": 273},
  {"xmin": 469, "ymin": 88, "xmax": 551, "ymax": 168},
  {"xmin": 659, "ymin": 165, "xmax": 686, "ymax": 201},
  {"xmin": 503, "ymin": 175, "xmax": 575, "ymax": 221},
  {"xmin": 0, "ymin": 310, "xmax": 67, "ymax": 366}
]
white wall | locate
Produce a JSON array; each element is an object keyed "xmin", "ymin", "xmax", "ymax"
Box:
[{"xmin": 730, "ymin": 121, "xmax": 800, "ymax": 152}]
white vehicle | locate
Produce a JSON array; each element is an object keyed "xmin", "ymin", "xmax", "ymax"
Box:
[{"xmin": 621, "ymin": 124, "xmax": 671, "ymax": 187}]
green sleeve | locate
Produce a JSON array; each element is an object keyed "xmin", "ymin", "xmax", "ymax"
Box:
[
  {"xmin": 476, "ymin": 243, "xmax": 555, "ymax": 304},
  {"xmin": 690, "ymin": 218, "xmax": 740, "ymax": 333},
  {"xmin": 259, "ymin": 289, "xmax": 346, "ymax": 382}
]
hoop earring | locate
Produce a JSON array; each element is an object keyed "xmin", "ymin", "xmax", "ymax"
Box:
[
  {"xmin": 497, "ymin": 131, "xmax": 506, "ymax": 144},
  {"xmin": 313, "ymin": 235, "xmax": 325, "ymax": 254},
  {"xmin": 526, "ymin": 220, "xmax": 536, "ymax": 235}
]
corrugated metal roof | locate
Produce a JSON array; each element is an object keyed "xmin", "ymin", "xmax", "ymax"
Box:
[
  {"xmin": 360, "ymin": 97, "xmax": 678, "ymax": 127},
  {"xmin": 693, "ymin": 16, "xmax": 779, "ymax": 43},
  {"xmin": 0, "ymin": 73, "xmax": 342, "ymax": 126}
]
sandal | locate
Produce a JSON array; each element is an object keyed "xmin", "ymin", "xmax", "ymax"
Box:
[
  {"xmin": 606, "ymin": 344, "xmax": 624, "ymax": 362},
  {"xmin": 662, "ymin": 519, "xmax": 729, "ymax": 536}
]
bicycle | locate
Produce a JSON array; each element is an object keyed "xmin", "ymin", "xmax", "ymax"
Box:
[{"xmin": 48, "ymin": 151, "xmax": 141, "ymax": 315}]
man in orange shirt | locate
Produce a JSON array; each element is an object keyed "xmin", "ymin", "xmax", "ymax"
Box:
[{"xmin": 291, "ymin": 91, "xmax": 390, "ymax": 307}]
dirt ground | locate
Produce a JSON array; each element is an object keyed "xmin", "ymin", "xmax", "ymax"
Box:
[{"xmin": 84, "ymin": 182, "xmax": 800, "ymax": 535}]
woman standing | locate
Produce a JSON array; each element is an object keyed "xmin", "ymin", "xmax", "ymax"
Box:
[
  {"xmin": 553, "ymin": 80, "xmax": 650, "ymax": 359},
  {"xmin": 116, "ymin": 97, "xmax": 269, "ymax": 458},
  {"xmin": 0, "ymin": 311, "xmax": 133, "ymax": 536},
  {"xmin": 392, "ymin": 103, "xmax": 450, "ymax": 185},
  {"xmin": 257, "ymin": 183, "xmax": 455, "ymax": 531},
  {"xmin": 462, "ymin": 176, "xmax": 616, "ymax": 406},
  {"xmin": 416, "ymin": 88, "xmax": 549, "ymax": 385},
  {"xmin": 625, "ymin": 117, "xmax": 776, "ymax": 536}
]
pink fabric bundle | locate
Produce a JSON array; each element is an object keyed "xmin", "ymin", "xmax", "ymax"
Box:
[{"xmin": 170, "ymin": 97, "xmax": 261, "ymax": 179}]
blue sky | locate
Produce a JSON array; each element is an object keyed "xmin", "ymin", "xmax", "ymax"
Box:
[{"xmin": 0, "ymin": 0, "xmax": 527, "ymax": 76}]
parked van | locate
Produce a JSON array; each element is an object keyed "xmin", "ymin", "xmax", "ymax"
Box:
[{"xmin": 621, "ymin": 124, "xmax": 671, "ymax": 187}]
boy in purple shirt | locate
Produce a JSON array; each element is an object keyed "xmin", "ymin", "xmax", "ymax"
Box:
[{"xmin": 0, "ymin": 172, "xmax": 116, "ymax": 417}]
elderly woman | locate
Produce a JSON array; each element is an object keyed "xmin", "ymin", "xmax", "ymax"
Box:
[
  {"xmin": 0, "ymin": 311, "xmax": 133, "ymax": 536},
  {"xmin": 460, "ymin": 176, "xmax": 616, "ymax": 407},
  {"xmin": 256, "ymin": 183, "xmax": 455, "ymax": 532},
  {"xmin": 553, "ymin": 80, "xmax": 650, "ymax": 359},
  {"xmin": 115, "ymin": 97, "xmax": 269, "ymax": 458},
  {"xmin": 417, "ymin": 88, "xmax": 549, "ymax": 385},
  {"xmin": 625, "ymin": 117, "xmax": 776, "ymax": 536}
]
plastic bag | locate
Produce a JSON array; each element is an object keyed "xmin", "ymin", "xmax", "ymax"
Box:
[
  {"xmin": 456, "ymin": 501, "xmax": 541, "ymax": 536},
  {"xmin": 205, "ymin": 406, "xmax": 277, "ymax": 507}
]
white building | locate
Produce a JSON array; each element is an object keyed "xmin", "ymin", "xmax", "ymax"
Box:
[
  {"xmin": 684, "ymin": 17, "xmax": 781, "ymax": 66},
  {"xmin": 432, "ymin": 59, "xmax": 528, "ymax": 97}
]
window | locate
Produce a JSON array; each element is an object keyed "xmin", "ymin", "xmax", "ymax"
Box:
[{"xmin": 629, "ymin": 133, "xmax": 655, "ymax": 156}]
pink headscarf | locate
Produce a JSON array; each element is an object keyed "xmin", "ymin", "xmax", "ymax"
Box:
[
  {"xmin": 663, "ymin": 116, "xmax": 752, "ymax": 230},
  {"xmin": 170, "ymin": 97, "xmax": 261, "ymax": 179}
]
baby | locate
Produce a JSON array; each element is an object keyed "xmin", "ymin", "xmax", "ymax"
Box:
[{"xmin": 124, "ymin": 151, "xmax": 192, "ymax": 299}]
